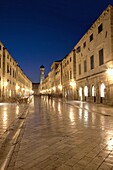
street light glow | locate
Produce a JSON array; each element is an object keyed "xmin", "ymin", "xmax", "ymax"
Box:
[
  {"xmin": 107, "ymin": 68, "xmax": 113, "ymax": 76},
  {"xmin": 70, "ymin": 80, "xmax": 76, "ymax": 88},
  {"xmin": 16, "ymin": 85, "xmax": 20, "ymax": 90},
  {"xmin": 4, "ymin": 82, "xmax": 8, "ymax": 87},
  {"xmin": 58, "ymin": 85, "xmax": 62, "ymax": 90},
  {"xmin": 52, "ymin": 87, "xmax": 56, "ymax": 91}
]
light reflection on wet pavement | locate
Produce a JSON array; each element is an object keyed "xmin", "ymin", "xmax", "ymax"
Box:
[
  {"xmin": 7, "ymin": 96, "xmax": 113, "ymax": 170},
  {"xmin": 0, "ymin": 103, "xmax": 26, "ymax": 137}
]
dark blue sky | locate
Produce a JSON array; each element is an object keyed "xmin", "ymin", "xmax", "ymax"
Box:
[{"xmin": 0, "ymin": 0, "xmax": 113, "ymax": 82}]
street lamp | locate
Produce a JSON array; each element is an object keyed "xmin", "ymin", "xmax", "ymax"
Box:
[
  {"xmin": 107, "ymin": 68, "xmax": 113, "ymax": 76},
  {"xmin": 58, "ymin": 85, "xmax": 62, "ymax": 91},
  {"xmin": 70, "ymin": 80, "xmax": 76, "ymax": 89},
  {"xmin": 16, "ymin": 85, "xmax": 20, "ymax": 90},
  {"xmin": 52, "ymin": 86, "xmax": 56, "ymax": 91},
  {"xmin": 4, "ymin": 82, "xmax": 8, "ymax": 87}
]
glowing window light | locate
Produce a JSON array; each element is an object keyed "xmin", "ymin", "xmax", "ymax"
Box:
[
  {"xmin": 84, "ymin": 86, "xmax": 88, "ymax": 96},
  {"xmin": 79, "ymin": 87, "xmax": 82, "ymax": 97},
  {"xmin": 92, "ymin": 85, "xmax": 95, "ymax": 96},
  {"xmin": 100, "ymin": 83, "xmax": 105, "ymax": 97}
]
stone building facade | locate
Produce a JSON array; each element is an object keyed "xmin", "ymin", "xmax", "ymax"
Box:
[
  {"xmin": 40, "ymin": 61, "xmax": 62, "ymax": 97},
  {"xmin": 0, "ymin": 41, "xmax": 32, "ymax": 101},
  {"xmin": 0, "ymin": 42, "xmax": 4, "ymax": 99},
  {"xmin": 75, "ymin": 5, "xmax": 113, "ymax": 105},
  {"xmin": 40, "ymin": 5, "xmax": 113, "ymax": 105},
  {"xmin": 50, "ymin": 61, "xmax": 62, "ymax": 97},
  {"xmin": 62, "ymin": 51, "xmax": 76, "ymax": 100}
]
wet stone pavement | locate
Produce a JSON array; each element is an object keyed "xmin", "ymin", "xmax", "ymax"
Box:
[
  {"xmin": 0, "ymin": 103, "xmax": 27, "ymax": 138},
  {"xmin": 7, "ymin": 96, "xmax": 113, "ymax": 170}
]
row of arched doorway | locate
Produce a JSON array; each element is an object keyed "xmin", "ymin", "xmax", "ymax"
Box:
[{"xmin": 78, "ymin": 83, "xmax": 105, "ymax": 103}]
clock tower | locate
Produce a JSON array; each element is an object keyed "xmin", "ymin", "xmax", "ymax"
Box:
[{"xmin": 40, "ymin": 65, "xmax": 45, "ymax": 84}]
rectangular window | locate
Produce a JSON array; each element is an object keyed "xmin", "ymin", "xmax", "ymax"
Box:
[
  {"xmin": 7, "ymin": 64, "xmax": 10, "ymax": 73},
  {"xmin": 99, "ymin": 49, "xmax": 104, "ymax": 65},
  {"xmin": 13, "ymin": 69, "xmax": 15, "ymax": 77},
  {"xmin": 76, "ymin": 46, "xmax": 81, "ymax": 53},
  {"xmin": 90, "ymin": 34, "xmax": 93, "ymax": 42},
  {"xmin": 84, "ymin": 60, "xmax": 87, "ymax": 72},
  {"xmin": 90, "ymin": 55, "xmax": 94, "ymax": 69},
  {"xmin": 70, "ymin": 70, "xmax": 72, "ymax": 79},
  {"xmin": 0, "ymin": 45, "xmax": 1, "ymax": 50},
  {"xmin": 83, "ymin": 42, "xmax": 86, "ymax": 48},
  {"xmin": 98, "ymin": 23, "xmax": 103, "ymax": 34},
  {"xmin": 10, "ymin": 67, "xmax": 12, "ymax": 75},
  {"xmin": 0, "ymin": 57, "xmax": 1, "ymax": 68},
  {"xmin": 79, "ymin": 64, "xmax": 81, "ymax": 75},
  {"xmin": 70, "ymin": 57, "xmax": 72, "ymax": 62}
]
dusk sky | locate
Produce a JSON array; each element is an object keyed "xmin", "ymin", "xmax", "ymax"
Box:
[{"xmin": 0, "ymin": 0, "xmax": 113, "ymax": 82}]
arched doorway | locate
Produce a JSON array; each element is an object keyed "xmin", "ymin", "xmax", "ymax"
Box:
[
  {"xmin": 84, "ymin": 86, "xmax": 88, "ymax": 101},
  {"xmin": 92, "ymin": 85, "xmax": 96, "ymax": 102},
  {"xmin": 100, "ymin": 83, "xmax": 105, "ymax": 103},
  {"xmin": 79, "ymin": 87, "xmax": 82, "ymax": 101}
]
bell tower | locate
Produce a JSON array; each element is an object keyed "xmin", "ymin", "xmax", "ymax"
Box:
[{"xmin": 40, "ymin": 65, "xmax": 45, "ymax": 84}]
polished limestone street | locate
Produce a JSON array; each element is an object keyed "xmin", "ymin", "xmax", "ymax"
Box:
[
  {"xmin": 0, "ymin": 103, "xmax": 27, "ymax": 138},
  {"xmin": 0, "ymin": 102, "xmax": 29, "ymax": 170},
  {"xmin": 7, "ymin": 96, "xmax": 113, "ymax": 170}
]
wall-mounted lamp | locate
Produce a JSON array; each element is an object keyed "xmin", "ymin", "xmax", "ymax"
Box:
[{"xmin": 70, "ymin": 80, "xmax": 76, "ymax": 88}]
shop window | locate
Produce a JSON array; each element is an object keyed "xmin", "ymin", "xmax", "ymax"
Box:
[
  {"xmin": 79, "ymin": 87, "xmax": 83, "ymax": 101},
  {"xmin": 92, "ymin": 85, "xmax": 95, "ymax": 96},
  {"xmin": 84, "ymin": 86, "xmax": 88, "ymax": 96},
  {"xmin": 100, "ymin": 83, "xmax": 105, "ymax": 97}
]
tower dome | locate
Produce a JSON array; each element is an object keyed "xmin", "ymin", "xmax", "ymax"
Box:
[{"xmin": 40, "ymin": 65, "xmax": 45, "ymax": 69}]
